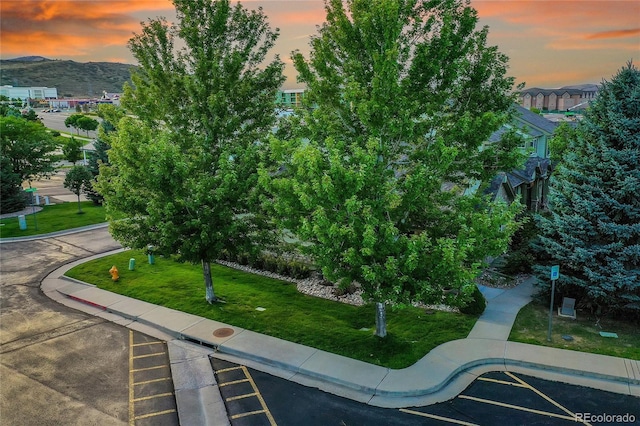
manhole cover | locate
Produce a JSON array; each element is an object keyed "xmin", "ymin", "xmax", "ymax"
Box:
[{"xmin": 213, "ymin": 327, "xmax": 235, "ymax": 338}]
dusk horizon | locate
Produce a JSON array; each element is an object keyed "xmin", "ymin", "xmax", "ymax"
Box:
[{"xmin": 1, "ymin": 0, "xmax": 638, "ymax": 89}]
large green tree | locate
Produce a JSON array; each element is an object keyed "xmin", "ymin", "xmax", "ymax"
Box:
[
  {"xmin": 534, "ymin": 62, "xmax": 640, "ymax": 318},
  {"xmin": 97, "ymin": 0, "xmax": 284, "ymax": 303},
  {"xmin": 1, "ymin": 116, "xmax": 59, "ymax": 213},
  {"xmin": 1, "ymin": 114, "xmax": 59, "ymax": 180},
  {"xmin": 264, "ymin": 0, "xmax": 523, "ymax": 337}
]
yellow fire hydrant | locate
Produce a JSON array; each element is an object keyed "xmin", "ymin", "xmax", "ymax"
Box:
[{"xmin": 109, "ymin": 265, "xmax": 119, "ymax": 282}]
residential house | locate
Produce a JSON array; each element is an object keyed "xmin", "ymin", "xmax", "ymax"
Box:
[
  {"xmin": 519, "ymin": 84, "xmax": 598, "ymax": 112},
  {"xmin": 488, "ymin": 105, "xmax": 558, "ymax": 211}
]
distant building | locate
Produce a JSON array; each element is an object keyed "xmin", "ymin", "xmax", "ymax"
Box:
[
  {"xmin": 276, "ymin": 89, "xmax": 305, "ymax": 109},
  {"xmin": 519, "ymin": 84, "xmax": 599, "ymax": 112},
  {"xmin": 1, "ymin": 85, "xmax": 58, "ymax": 100}
]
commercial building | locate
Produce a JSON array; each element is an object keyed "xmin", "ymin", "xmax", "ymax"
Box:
[{"xmin": 0, "ymin": 85, "xmax": 58, "ymax": 100}]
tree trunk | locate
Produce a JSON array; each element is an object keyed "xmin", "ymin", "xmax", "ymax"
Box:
[
  {"xmin": 202, "ymin": 260, "xmax": 217, "ymax": 304},
  {"xmin": 375, "ymin": 302, "xmax": 387, "ymax": 338},
  {"xmin": 77, "ymin": 194, "xmax": 82, "ymax": 213}
]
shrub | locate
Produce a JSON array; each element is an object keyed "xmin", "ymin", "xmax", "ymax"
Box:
[{"xmin": 460, "ymin": 285, "xmax": 486, "ymax": 316}]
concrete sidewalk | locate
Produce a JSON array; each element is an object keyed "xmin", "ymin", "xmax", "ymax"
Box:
[{"xmin": 41, "ymin": 250, "xmax": 640, "ymax": 422}]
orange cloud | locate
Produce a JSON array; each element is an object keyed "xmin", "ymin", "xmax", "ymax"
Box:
[
  {"xmin": 0, "ymin": 0, "xmax": 173, "ymax": 61},
  {"xmin": 586, "ymin": 28, "xmax": 640, "ymax": 40}
]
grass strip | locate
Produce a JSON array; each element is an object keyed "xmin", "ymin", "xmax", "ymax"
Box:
[
  {"xmin": 0, "ymin": 202, "xmax": 106, "ymax": 238},
  {"xmin": 65, "ymin": 250, "xmax": 478, "ymax": 369},
  {"xmin": 509, "ymin": 302, "xmax": 640, "ymax": 360}
]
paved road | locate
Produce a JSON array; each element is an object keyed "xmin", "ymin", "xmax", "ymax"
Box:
[
  {"xmin": 0, "ymin": 228, "xmax": 177, "ymax": 426},
  {"xmin": 38, "ymin": 110, "xmax": 99, "ymax": 139}
]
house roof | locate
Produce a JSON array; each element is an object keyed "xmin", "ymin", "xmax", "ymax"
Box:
[{"xmin": 513, "ymin": 104, "xmax": 558, "ymax": 135}]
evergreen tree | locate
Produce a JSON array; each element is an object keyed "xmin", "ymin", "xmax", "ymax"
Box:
[
  {"xmin": 535, "ymin": 62, "xmax": 640, "ymax": 318},
  {"xmin": 84, "ymin": 104, "xmax": 119, "ymax": 205},
  {"xmin": 0, "ymin": 155, "xmax": 26, "ymax": 213},
  {"xmin": 264, "ymin": 0, "xmax": 523, "ymax": 336}
]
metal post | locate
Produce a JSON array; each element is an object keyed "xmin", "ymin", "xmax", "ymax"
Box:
[
  {"xmin": 547, "ymin": 278, "xmax": 556, "ymax": 342},
  {"xmin": 31, "ymin": 193, "xmax": 38, "ymax": 231}
]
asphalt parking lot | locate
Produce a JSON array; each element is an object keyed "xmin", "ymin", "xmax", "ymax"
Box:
[
  {"xmin": 0, "ymin": 228, "xmax": 177, "ymax": 425},
  {"xmin": 212, "ymin": 358, "xmax": 640, "ymax": 426}
]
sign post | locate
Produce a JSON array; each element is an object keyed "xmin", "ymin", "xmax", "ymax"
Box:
[{"xmin": 547, "ymin": 265, "xmax": 560, "ymax": 342}]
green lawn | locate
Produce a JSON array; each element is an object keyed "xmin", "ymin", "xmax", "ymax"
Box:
[
  {"xmin": 65, "ymin": 250, "xmax": 478, "ymax": 369},
  {"xmin": 509, "ymin": 302, "xmax": 640, "ymax": 360},
  {"xmin": 0, "ymin": 202, "xmax": 106, "ymax": 238}
]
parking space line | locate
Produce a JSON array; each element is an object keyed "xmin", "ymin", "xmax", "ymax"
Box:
[
  {"xmin": 133, "ymin": 392, "xmax": 174, "ymax": 402},
  {"xmin": 134, "ymin": 409, "xmax": 177, "ymax": 420},
  {"xmin": 477, "ymin": 377, "xmax": 528, "ymax": 387},
  {"xmin": 232, "ymin": 409, "xmax": 267, "ymax": 419},
  {"xmin": 129, "ymin": 331, "xmax": 135, "ymax": 426},
  {"xmin": 135, "ymin": 377, "xmax": 172, "ymax": 385},
  {"xmin": 133, "ymin": 352, "xmax": 166, "ymax": 359},
  {"xmin": 504, "ymin": 372, "xmax": 591, "ymax": 426},
  {"xmin": 399, "ymin": 408, "xmax": 479, "ymax": 425},
  {"xmin": 132, "ymin": 365, "xmax": 168, "ymax": 373},
  {"xmin": 219, "ymin": 378, "xmax": 250, "ymax": 387},
  {"xmin": 132, "ymin": 341, "xmax": 164, "ymax": 347},
  {"xmin": 217, "ymin": 366, "xmax": 243, "ymax": 374},
  {"xmin": 129, "ymin": 331, "xmax": 178, "ymax": 425},
  {"xmin": 215, "ymin": 365, "xmax": 277, "ymax": 425},
  {"xmin": 458, "ymin": 395, "xmax": 578, "ymax": 422},
  {"xmin": 226, "ymin": 392, "xmax": 258, "ymax": 402}
]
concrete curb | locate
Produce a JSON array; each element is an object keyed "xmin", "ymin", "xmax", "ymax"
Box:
[
  {"xmin": 0, "ymin": 223, "xmax": 109, "ymax": 243},
  {"xmin": 41, "ymin": 248, "xmax": 640, "ymax": 413}
]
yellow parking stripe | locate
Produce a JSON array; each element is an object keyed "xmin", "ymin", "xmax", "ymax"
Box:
[
  {"xmin": 133, "ymin": 352, "xmax": 166, "ymax": 359},
  {"xmin": 132, "ymin": 341, "xmax": 164, "ymax": 347},
  {"xmin": 241, "ymin": 366, "xmax": 277, "ymax": 426},
  {"xmin": 216, "ymin": 365, "xmax": 277, "ymax": 425},
  {"xmin": 232, "ymin": 409, "xmax": 267, "ymax": 419},
  {"xmin": 400, "ymin": 408, "xmax": 479, "ymax": 425},
  {"xmin": 458, "ymin": 395, "xmax": 579, "ymax": 422},
  {"xmin": 134, "ymin": 409, "xmax": 177, "ymax": 420},
  {"xmin": 219, "ymin": 378, "xmax": 250, "ymax": 387},
  {"xmin": 134, "ymin": 377, "xmax": 171, "ymax": 385},
  {"xmin": 129, "ymin": 331, "xmax": 135, "ymax": 426},
  {"xmin": 133, "ymin": 392, "xmax": 174, "ymax": 402},
  {"xmin": 504, "ymin": 372, "xmax": 591, "ymax": 426},
  {"xmin": 477, "ymin": 377, "xmax": 528, "ymax": 387},
  {"xmin": 226, "ymin": 392, "xmax": 258, "ymax": 402},
  {"xmin": 217, "ymin": 366, "xmax": 243, "ymax": 374},
  {"xmin": 132, "ymin": 365, "xmax": 168, "ymax": 373}
]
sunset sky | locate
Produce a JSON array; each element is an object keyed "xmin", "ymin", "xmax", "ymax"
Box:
[{"xmin": 1, "ymin": 0, "xmax": 638, "ymax": 89}]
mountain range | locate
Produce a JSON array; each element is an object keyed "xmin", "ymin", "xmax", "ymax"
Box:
[{"xmin": 0, "ymin": 57, "xmax": 136, "ymax": 98}]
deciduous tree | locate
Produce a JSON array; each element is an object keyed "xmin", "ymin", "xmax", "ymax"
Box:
[
  {"xmin": 264, "ymin": 0, "xmax": 523, "ymax": 336},
  {"xmin": 97, "ymin": 0, "xmax": 284, "ymax": 303},
  {"xmin": 0, "ymin": 115, "xmax": 59, "ymax": 185},
  {"xmin": 64, "ymin": 165, "xmax": 93, "ymax": 213},
  {"xmin": 62, "ymin": 136, "xmax": 84, "ymax": 164}
]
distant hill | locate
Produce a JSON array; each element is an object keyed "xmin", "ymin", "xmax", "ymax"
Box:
[{"xmin": 0, "ymin": 58, "xmax": 136, "ymax": 98}]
